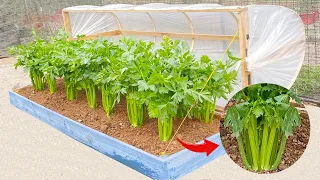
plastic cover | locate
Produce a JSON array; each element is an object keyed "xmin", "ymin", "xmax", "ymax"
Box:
[
  {"xmin": 247, "ymin": 5, "xmax": 305, "ymax": 89},
  {"xmin": 63, "ymin": 4, "xmax": 305, "ymax": 106}
]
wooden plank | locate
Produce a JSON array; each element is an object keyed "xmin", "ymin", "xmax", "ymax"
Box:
[
  {"xmin": 121, "ymin": 30, "xmax": 239, "ymax": 41},
  {"xmin": 238, "ymin": 10, "xmax": 250, "ymax": 87},
  {"xmin": 69, "ymin": 30, "xmax": 121, "ymax": 40},
  {"xmin": 62, "ymin": 12, "xmax": 72, "ymax": 40},
  {"xmin": 69, "ymin": 30, "xmax": 239, "ymax": 41},
  {"xmin": 166, "ymin": 133, "xmax": 225, "ymax": 179},
  {"xmin": 63, "ymin": 7, "xmax": 247, "ymax": 13}
]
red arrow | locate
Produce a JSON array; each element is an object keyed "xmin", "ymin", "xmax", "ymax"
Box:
[{"xmin": 176, "ymin": 137, "xmax": 219, "ymax": 156}]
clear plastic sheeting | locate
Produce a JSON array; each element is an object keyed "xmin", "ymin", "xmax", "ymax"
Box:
[
  {"xmin": 64, "ymin": 3, "xmax": 241, "ymax": 60},
  {"xmin": 63, "ymin": 4, "xmax": 305, "ymax": 106},
  {"xmin": 247, "ymin": 5, "xmax": 305, "ymax": 89}
]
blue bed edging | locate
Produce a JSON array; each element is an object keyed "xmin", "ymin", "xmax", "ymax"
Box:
[{"xmin": 9, "ymin": 91, "xmax": 226, "ymax": 180}]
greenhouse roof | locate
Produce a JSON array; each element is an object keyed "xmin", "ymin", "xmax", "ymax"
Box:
[{"xmin": 63, "ymin": 4, "xmax": 247, "ymax": 12}]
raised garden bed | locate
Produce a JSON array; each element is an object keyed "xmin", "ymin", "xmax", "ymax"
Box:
[{"xmin": 9, "ymin": 83, "xmax": 226, "ymax": 179}]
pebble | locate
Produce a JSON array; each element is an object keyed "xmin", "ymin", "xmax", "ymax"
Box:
[
  {"xmin": 77, "ymin": 119, "xmax": 83, "ymax": 123},
  {"xmin": 278, "ymin": 163, "xmax": 288, "ymax": 170},
  {"xmin": 100, "ymin": 124, "xmax": 109, "ymax": 132}
]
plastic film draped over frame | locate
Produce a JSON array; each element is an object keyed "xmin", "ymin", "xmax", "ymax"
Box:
[{"xmin": 63, "ymin": 4, "xmax": 305, "ymax": 106}]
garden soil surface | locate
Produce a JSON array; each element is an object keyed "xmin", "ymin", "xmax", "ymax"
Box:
[
  {"xmin": 220, "ymin": 100, "xmax": 310, "ymax": 173},
  {"xmin": 15, "ymin": 79, "xmax": 220, "ymax": 156}
]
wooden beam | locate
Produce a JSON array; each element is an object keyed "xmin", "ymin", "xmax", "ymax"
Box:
[
  {"xmin": 238, "ymin": 9, "xmax": 250, "ymax": 88},
  {"xmin": 121, "ymin": 30, "xmax": 239, "ymax": 41},
  {"xmin": 62, "ymin": 11, "xmax": 72, "ymax": 40},
  {"xmin": 63, "ymin": 7, "xmax": 247, "ymax": 13},
  {"xmin": 69, "ymin": 30, "xmax": 239, "ymax": 41},
  {"xmin": 69, "ymin": 30, "xmax": 121, "ymax": 40}
]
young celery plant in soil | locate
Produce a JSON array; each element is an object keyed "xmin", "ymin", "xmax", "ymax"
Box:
[
  {"xmin": 190, "ymin": 51, "xmax": 241, "ymax": 123},
  {"xmin": 141, "ymin": 37, "xmax": 240, "ymax": 141},
  {"xmin": 68, "ymin": 37, "xmax": 114, "ymax": 108},
  {"xmin": 61, "ymin": 35, "xmax": 88, "ymax": 101},
  {"xmin": 41, "ymin": 29, "xmax": 70, "ymax": 94},
  {"xmin": 8, "ymin": 30, "xmax": 47, "ymax": 91},
  {"xmin": 117, "ymin": 38, "xmax": 155, "ymax": 127},
  {"xmin": 95, "ymin": 40, "xmax": 124, "ymax": 116},
  {"xmin": 224, "ymin": 84, "xmax": 301, "ymax": 172},
  {"xmin": 142, "ymin": 37, "xmax": 196, "ymax": 141}
]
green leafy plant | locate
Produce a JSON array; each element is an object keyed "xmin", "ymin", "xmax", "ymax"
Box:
[
  {"xmin": 141, "ymin": 37, "xmax": 240, "ymax": 141},
  {"xmin": 8, "ymin": 30, "xmax": 47, "ymax": 91},
  {"xmin": 224, "ymin": 84, "xmax": 301, "ymax": 171},
  {"xmin": 45, "ymin": 30, "xmax": 83, "ymax": 100},
  {"xmin": 191, "ymin": 52, "xmax": 240, "ymax": 123},
  {"xmin": 117, "ymin": 38, "xmax": 155, "ymax": 127},
  {"xmin": 9, "ymin": 29, "xmax": 241, "ymax": 142},
  {"xmin": 41, "ymin": 30, "xmax": 71, "ymax": 94},
  {"xmin": 95, "ymin": 40, "xmax": 124, "ymax": 116}
]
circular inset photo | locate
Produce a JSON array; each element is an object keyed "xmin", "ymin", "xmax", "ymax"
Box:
[{"xmin": 220, "ymin": 83, "xmax": 310, "ymax": 173}]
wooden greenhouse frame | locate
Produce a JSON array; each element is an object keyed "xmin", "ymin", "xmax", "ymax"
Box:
[{"xmin": 62, "ymin": 6, "xmax": 251, "ymax": 112}]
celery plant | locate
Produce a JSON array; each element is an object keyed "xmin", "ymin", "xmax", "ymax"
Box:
[
  {"xmin": 191, "ymin": 52, "xmax": 241, "ymax": 123},
  {"xmin": 225, "ymin": 84, "xmax": 301, "ymax": 172},
  {"xmin": 64, "ymin": 79, "xmax": 78, "ymax": 100},
  {"xmin": 9, "ymin": 29, "xmax": 241, "ymax": 143},
  {"xmin": 142, "ymin": 37, "xmax": 240, "ymax": 141},
  {"xmin": 42, "ymin": 30, "xmax": 71, "ymax": 94},
  {"xmin": 127, "ymin": 92, "xmax": 145, "ymax": 127},
  {"xmin": 82, "ymin": 80, "xmax": 97, "ymax": 108},
  {"xmin": 117, "ymin": 38, "xmax": 154, "ymax": 127},
  {"xmin": 8, "ymin": 30, "xmax": 47, "ymax": 91},
  {"xmin": 95, "ymin": 39, "xmax": 123, "ymax": 116},
  {"xmin": 101, "ymin": 84, "xmax": 117, "ymax": 116},
  {"xmin": 30, "ymin": 68, "xmax": 45, "ymax": 91},
  {"xmin": 46, "ymin": 74, "xmax": 56, "ymax": 94}
]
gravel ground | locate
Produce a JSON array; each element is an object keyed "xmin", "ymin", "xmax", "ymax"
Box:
[{"xmin": 0, "ymin": 58, "xmax": 319, "ymax": 180}]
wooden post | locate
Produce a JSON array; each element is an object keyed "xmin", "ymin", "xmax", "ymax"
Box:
[
  {"xmin": 62, "ymin": 11, "xmax": 72, "ymax": 40},
  {"xmin": 238, "ymin": 9, "xmax": 250, "ymax": 88}
]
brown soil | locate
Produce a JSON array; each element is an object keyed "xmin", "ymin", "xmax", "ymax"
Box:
[
  {"xmin": 15, "ymin": 79, "xmax": 220, "ymax": 156},
  {"xmin": 220, "ymin": 101, "xmax": 310, "ymax": 173}
]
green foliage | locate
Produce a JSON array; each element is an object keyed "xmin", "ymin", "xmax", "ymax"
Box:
[
  {"xmin": 291, "ymin": 64, "xmax": 320, "ymax": 100},
  {"xmin": 224, "ymin": 83, "xmax": 301, "ymax": 171},
  {"xmin": 8, "ymin": 30, "xmax": 47, "ymax": 91},
  {"xmin": 116, "ymin": 37, "xmax": 155, "ymax": 126},
  {"xmin": 10, "ymin": 30, "xmax": 240, "ymax": 142}
]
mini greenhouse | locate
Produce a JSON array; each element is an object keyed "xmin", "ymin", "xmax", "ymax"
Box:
[
  {"xmin": 9, "ymin": 3, "xmax": 306, "ymax": 180},
  {"xmin": 62, "ymin": 3, "xmax": 305, "ymax": 108}
]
